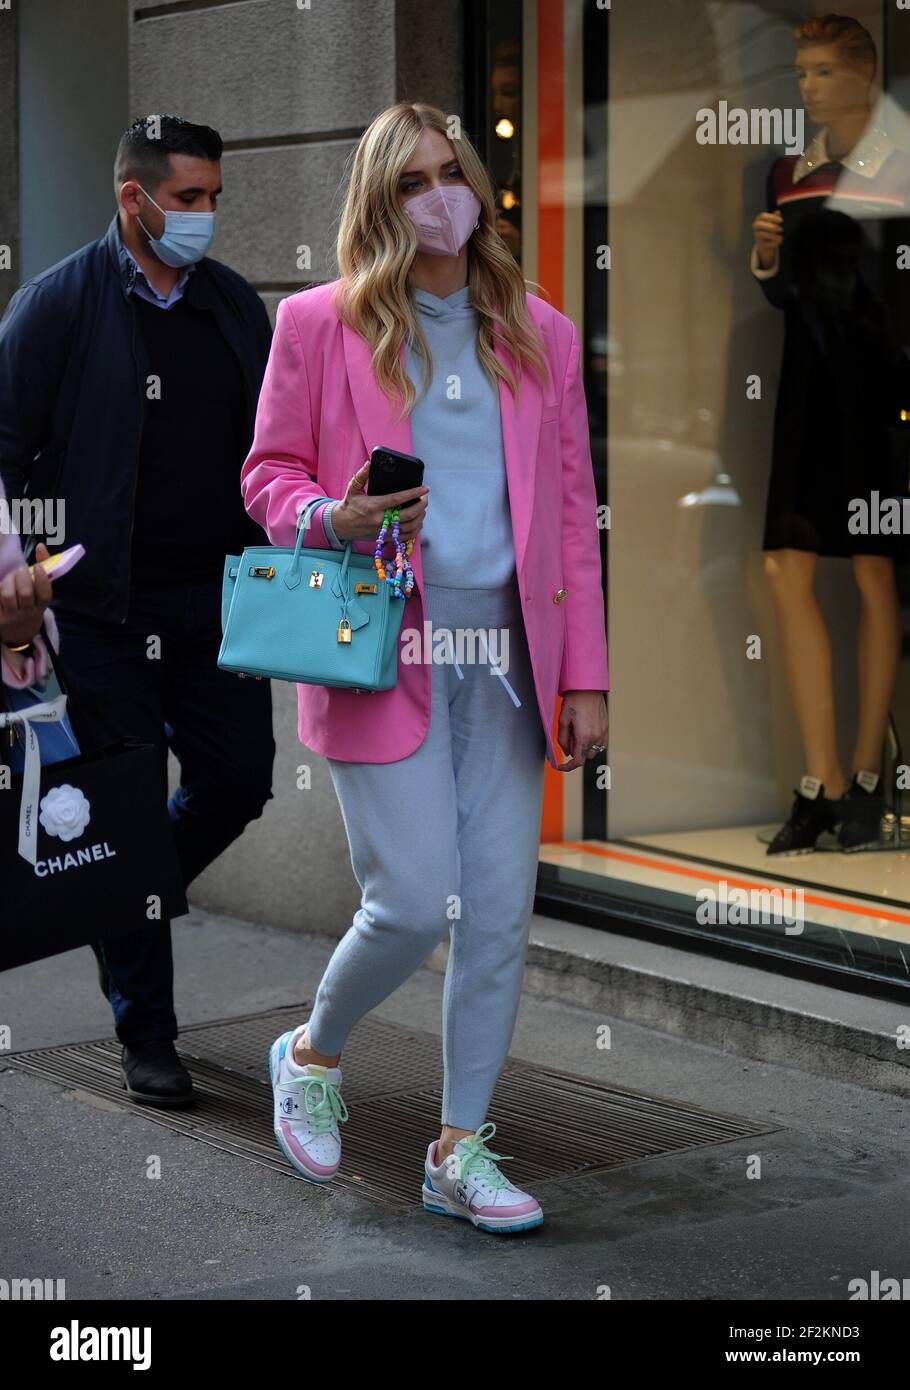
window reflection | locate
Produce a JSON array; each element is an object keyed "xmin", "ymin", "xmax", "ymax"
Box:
[
  {"xmin": 471, "ymin": 1, "xmax": 910, "ymax": 984},
  {"xmin": 486, "ymin": 22, "xmax": 522, "ymax": 262}
]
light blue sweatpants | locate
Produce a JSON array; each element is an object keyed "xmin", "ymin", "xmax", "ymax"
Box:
[{"xmin": 307, "ymin": 577, "xmax": 548, "ymax": 1130}]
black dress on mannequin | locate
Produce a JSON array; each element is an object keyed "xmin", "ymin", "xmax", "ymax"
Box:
[{"xmin": 754, "ymin": 125, "xmax": 910, "ymax": 559}]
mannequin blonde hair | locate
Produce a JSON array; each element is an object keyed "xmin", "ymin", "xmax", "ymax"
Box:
[{"xmin": 333, "ymin": 101, "xmax": 550, "ymax": 417}]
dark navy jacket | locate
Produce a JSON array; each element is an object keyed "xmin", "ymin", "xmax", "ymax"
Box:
[{"xmin": 0, "ymin": 215, "xmax": 272, "ymax": 624}]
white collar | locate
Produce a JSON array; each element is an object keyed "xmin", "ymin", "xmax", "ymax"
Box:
[{"xmin": 792, "ymin": 124, "xmax": 894, "ymax": 182}]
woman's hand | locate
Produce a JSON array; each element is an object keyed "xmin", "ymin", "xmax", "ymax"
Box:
[
  {"xmin": 752, "ymin": 210, "xmax": 783, "ymax": 269},
  {"xmin": 0, "ymin": 542, "xmax": 53, "ymax": 648},
  {"xmin": 557, "ymin": 690, "xmax": 608, "ymax": 772},
  {"xmin": 331, "ymin": 459, "xmax": 430, "ymax": 541}
]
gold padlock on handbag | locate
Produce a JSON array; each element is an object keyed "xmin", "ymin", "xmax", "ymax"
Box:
[{"xmin": 337, "ymin": 618, "xmax": 352, "ymax": 643}]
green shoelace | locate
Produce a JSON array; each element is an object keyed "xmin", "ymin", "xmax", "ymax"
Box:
[
  {"xmin": 286, "ymin": 1070, "xmax": 349, "ymax": 1136},
  {"xmin": 448, "ymin": 1121, "xmax": 515, "ymax": 1190}
]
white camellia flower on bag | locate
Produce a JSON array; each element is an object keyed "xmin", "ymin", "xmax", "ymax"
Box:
[{"xmin": 38, "ymin": 784, "xmax": 91, "ymax": 841}]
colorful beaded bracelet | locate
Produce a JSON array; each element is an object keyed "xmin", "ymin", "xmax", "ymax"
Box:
[{"xmin": 374, "ymin": 506, "xmax": 415, "ymax": 598}]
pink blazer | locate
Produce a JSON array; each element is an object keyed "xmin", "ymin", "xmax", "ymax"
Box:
[{"xmin": 240, "ymin": 280, "xmax": 609, "ymax": 768}]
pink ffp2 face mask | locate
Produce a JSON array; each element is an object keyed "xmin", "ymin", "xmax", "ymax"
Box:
[{"xmin": 403, "ymin": 184, "xmax": 482, "ymax": 256}]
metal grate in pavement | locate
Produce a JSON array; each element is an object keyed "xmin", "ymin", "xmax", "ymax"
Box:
[
  {"xmin": 177, "ymin": 1004, "xmax": 449, "ymax": 1101},
  {"xmin": 7, "ymin": 1005, "xmax": 776, "ymax": 1209}
]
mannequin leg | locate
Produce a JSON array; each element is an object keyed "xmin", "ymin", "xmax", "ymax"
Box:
[
  {"xmin": 850, "ymin": 555, "xmax": 901, "ymax": 774},
  {"xmin": 763, "ymin": 548, "xmax": 847, "ymax": 798}
]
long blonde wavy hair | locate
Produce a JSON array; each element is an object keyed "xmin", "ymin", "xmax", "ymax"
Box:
[{"xmin": 333, "ymin": 102, "xmax": 550, "ymax": 417}]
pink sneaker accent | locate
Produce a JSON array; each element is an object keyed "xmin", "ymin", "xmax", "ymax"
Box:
[
  {"xmin": 269, "ymin": 1027, "xmax": 349, "ymax": 1184},
  {"xmin": 422, "ymin": 1122, "xmax": 543, "ymax": 1233},
  {"xmin": 278, "ymin": 1120, "xmax": 341, "ymax": 1177}
]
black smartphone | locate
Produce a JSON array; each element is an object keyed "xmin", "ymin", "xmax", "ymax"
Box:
[{"xmin": 367, "ymin": 445, "xmax": 425, "ymax": 511}]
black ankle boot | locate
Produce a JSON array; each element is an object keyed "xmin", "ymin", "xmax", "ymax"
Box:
[
  {"xmin": 121, "ymin": 1040, "xmax": 195, "ymax": 1108},
  {"xmin": 767, "ymin": 775, "xmax": 839, "ymax": 856},
  {"xmin": 836, "ymin": 771, "xmax": 886, "ymax": 852}
]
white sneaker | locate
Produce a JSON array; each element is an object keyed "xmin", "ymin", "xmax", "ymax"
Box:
[
  {"xmin": 422, "ymin": 1121, "xmax": 543, "ymax": 1234},
  {"xmin": 268, "ymin": 1026, "xmax": 348, "ymax": 1183}
]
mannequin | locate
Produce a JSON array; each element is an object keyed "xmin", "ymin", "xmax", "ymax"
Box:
[{"xmin": 751, "ymin": 14, "xmax": 910, "ymax": 855}]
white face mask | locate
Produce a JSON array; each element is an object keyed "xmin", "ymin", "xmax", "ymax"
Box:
[{"xmin": 137, "ymin": 185, "xmax": 215, "ymax": 267}]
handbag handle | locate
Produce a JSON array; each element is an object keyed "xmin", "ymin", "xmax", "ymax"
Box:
[
  {"xmin": 0, "ymin": 611, "xmax": 73, "ymax": 766},
  {"xmin": 37, "ymin": 612, "xmax": 71, "ymax": 695},
  {"xmin": 0, "ymin": 611, "xmax": 76, "ymax": 710},
  {"xmin": 286, "ymin": 497, "xmax": 355, "ymax": 596},
  {"xmin": 296, "ymin": 495, "xmax": 346, "ymax": 541}
]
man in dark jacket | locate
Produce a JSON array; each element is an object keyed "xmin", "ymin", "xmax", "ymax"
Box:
[{"xmin": 0, "ymin": 115, "xmax": 276, "ymax": 1106}]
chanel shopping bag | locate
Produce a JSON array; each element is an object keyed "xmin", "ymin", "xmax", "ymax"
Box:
[{"xmin": 0, "ymin": 627, "xmax": 187, "ymax": 970}]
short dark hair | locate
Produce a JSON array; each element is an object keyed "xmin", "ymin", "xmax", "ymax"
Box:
[{"xmin": 113, "ymin": 114, "xmax": 223, "ymax": 195}]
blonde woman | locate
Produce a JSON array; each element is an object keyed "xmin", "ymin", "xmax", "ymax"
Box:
[{"xmin": 241, "ymin": 102, "xmax": 609, "ymax": 1234}]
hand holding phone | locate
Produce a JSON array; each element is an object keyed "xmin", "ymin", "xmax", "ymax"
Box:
[
  {"xmin": 28, "ymin": 543, "xmax": 85, "ymax": 581},
  {"xmin": 0, "ymin": 542, "xmax": 58, "ymax": 649},
  {"xmin": 332, "ymin": 451, "xmax": 429, "ymax": 542},
  {"xmin": 366, "ymin": 446, "xmax": 425, "ymax": 509}
]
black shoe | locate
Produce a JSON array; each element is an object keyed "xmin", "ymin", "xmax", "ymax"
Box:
[
  {"xmin": 767, "ymin": 775, "xmax": 839, "ymax": 856},
  {"xmin": 836, "ymin": 771, "xmax": 886, "ymax": 852},
  {"xmin": 121, "ymin": 1040, "xmax": 195, "ymax": 1108}
]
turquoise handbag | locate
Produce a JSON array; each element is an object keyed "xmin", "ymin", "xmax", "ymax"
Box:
[{"xmin": 218, "ymin": 496, "xmax": 407, "ymax": 691}]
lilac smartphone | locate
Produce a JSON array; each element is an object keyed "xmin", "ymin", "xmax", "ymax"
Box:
[{"xmin": 28, "ymin": 544, "xmax": 85, "ymax": 581}]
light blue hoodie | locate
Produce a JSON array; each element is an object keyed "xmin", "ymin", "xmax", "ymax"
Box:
[{"xmin": 321, "ymin": 285, "xmax": 516, "ymax": 591}]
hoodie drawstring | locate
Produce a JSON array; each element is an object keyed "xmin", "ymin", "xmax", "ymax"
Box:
[{"xmin": 447, "ymin": 629, "xmax": 522, "ymax": 708}]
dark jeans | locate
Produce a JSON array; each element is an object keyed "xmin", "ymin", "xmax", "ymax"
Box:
[{"xmin": 54, "ymin": 573, "xmax": 275, "ymax": 1044}]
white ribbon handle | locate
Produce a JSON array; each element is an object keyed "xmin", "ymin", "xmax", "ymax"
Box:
[{"xmin": 0, "ymin": 693, "xmax": 69, "ymax": 865}]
